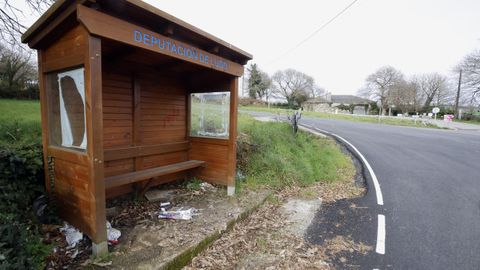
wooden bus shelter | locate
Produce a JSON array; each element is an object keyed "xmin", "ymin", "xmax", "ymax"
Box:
[{"xmin": 22, "ymin": 0, "xmax": 251, "ymax": 254}]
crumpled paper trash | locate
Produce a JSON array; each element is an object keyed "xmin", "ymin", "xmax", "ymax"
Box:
[
  {"xmin": 158, "ymin": 207, "xmax": 201, "ymax": 220},
  {"xmin": 60, "ymin": 223, "xmax": 83, "ymax": 249},
  {"xmin": 106, "ymin": 221, "xmax": 121, "ymax": 245}
]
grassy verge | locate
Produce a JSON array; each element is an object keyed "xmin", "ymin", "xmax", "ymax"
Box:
[
  {"xmin": 236, "ymin": 114, "xmax": 355, "ymax": 191},
  {"xmin": 0, "ymin": 99, "xmax": 42, "ymax": 145},
  {"xmin": 240, "ymin": 105, "xmax": 440, "ymax": 129},
  {"xmin": 457, "ymin": 119, "xmax": 480, "ymax": 125}
]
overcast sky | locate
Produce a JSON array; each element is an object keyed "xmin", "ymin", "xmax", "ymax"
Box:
[
  {"xmin": 18, "ymin": 0, "xmax": 480, "ymax": 96},
  {"xmin": 143, "ymin": 0, "xmax": 480, "ymax": 95}
]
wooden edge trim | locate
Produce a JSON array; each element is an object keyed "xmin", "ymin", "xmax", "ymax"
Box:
[
  {"xmin": 190, "ymin": 136, "xmax": 229, "ymax": 146},
  {"xmin": 76, "ymin": 5, "xmax": 244, "ymax": 77},
  {"xmin": 125, "ymin": 0, "xmax": 253, "ymax": 60},
  {"xmin": 27, "ymin": 2, "xmax": 78, "ymax": 48}
]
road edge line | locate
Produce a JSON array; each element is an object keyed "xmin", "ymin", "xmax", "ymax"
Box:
[{"xmin": 311, "ymin": 126, "xmax": 384, "ymax": 206}]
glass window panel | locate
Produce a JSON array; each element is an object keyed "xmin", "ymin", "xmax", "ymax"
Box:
[{"xmin": 190, "ymin": 92, "xmax": 230, "ymax": 138}]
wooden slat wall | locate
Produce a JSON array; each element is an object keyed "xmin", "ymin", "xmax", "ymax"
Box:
[
  {"xmin": 102, "ymin": 66, "xmax": 135, "ymax": 197},
  {"xmin": 102, "ymin": 71, "xmax": 133, "ymax": 148},
  {"xmin": 189, "ymin": 136, "xmax": 230, "ymax": 186},
  {"xmin": 102, "ymin": 64, "xmax": 188, "ymax": 197},
  {"xmin": 43, "ymin": 25, "xmax": 86, "ymax": 73},
  {"xmin": 53, "ymin": 156, "xmax": 94, "ymax": 232},
  {"xmin": 41, "ymin": 25, "xmax": 104, "ymax": 241},
  {"xmin": 139, "ymin": 74, "xmax": 187, "ymax": 145}
]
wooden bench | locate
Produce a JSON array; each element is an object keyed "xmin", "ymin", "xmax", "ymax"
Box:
[{"xmin": 105, "ymin": 160, "xmax": 206, "ymax": 189}]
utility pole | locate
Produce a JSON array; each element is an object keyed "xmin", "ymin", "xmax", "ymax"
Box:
[{"xmin": 454, "ymin": 69, "xmax": 462, "ymax": 118}]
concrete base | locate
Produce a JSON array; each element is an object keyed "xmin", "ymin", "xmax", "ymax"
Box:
[
  {"xmin": 227, "ymin": 186, "xmax": 235, "ymax": 196},
  {"xmin": 92, "ymin": 241, "xmax": 108, "ymax": 256}
]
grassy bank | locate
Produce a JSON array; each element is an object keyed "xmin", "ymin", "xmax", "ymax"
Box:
[
  {"xmin": 240, "ymin": 105, "xmax": 440, "ymax": 129},
  {"xmin": 237, "ymin": 114, "xmax": 355, "ymax": 190}
]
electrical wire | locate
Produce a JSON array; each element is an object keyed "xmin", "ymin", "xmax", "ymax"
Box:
[{"xmin": 268, "ymin": 0, "xmax": 360, "ymax": 65}]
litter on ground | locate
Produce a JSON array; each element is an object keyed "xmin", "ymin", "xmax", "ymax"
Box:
[
  {"xmin": 59, "ymin": 223, "xmax": 83, "ymax": 249},
  {"xmin": 158, "ymin": 207, "xmax": 201, "ymax": 220},
  {"xmin": 107, "ymin": 221, "xmax": 121, "ymax": 245}
]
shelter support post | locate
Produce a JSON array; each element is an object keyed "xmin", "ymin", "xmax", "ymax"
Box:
[
  {"xmin": 227, "ymin": 77, "xmax": 238, "ymax": 196},
  {"xmin": 85, "ymin": 35, "xmax": 107, "ymax": 255}
]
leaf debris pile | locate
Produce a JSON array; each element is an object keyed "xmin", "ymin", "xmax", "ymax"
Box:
[{"xmin": 185, "ymin": 193, "xmax": 332, "ymax": 270}]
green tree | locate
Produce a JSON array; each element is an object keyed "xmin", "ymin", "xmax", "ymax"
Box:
[
  {"xmin": 247, "ymin": 63, "xmax": 271, "ymax": 99},
  {"xmin": 0, "ymin": 44, "xmax": 37, "ymax": 98}
]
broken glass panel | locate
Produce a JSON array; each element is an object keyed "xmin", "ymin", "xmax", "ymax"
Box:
[{"xmin": 47, "ymin": 68, "xmax": 87, "ymax": 150}]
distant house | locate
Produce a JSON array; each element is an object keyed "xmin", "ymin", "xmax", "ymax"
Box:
[{"xmin": 304, "ymin": 94, "xmax": 372, "ymax": 115}]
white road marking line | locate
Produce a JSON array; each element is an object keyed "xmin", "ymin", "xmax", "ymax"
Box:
[
  {"xmin": 300, "ymin": 124, "xmax": 388, "ymax": 256},
  {"xmin": 376, "ymin": 215, "xmax": 386, "ymax": 254},
  {"xmin": 313, "ymin": 127, "xmax": 384, "ymax": 206}
]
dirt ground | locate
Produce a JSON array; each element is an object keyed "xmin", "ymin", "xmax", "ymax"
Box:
[
  {"xmin": 105, "ymin": 184, "xmax": 270, "ymax": 269},
  {"xmin": 184, "ymin": 179, "xmax": 368, "ymax": 270}
]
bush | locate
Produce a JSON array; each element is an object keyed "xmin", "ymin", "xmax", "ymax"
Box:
[
  {"xmin": 0, "ymin": 125, "xmax": 51, "ymax": 269},
  {"xmin": 238, "ymin": 97, "xmax": 266, "ymax": 106}
]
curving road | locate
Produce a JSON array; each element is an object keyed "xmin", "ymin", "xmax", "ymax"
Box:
[{"xmin": 248, "ymin": 111, "xmax": 480, "ymax": 269}]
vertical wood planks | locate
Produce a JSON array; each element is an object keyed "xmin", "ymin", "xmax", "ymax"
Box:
[{"xmin": 85, "ymin": 35, "xmax": 107, "ymax": 244}]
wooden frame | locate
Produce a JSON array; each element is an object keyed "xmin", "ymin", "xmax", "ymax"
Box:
[{"xmin": 22, "ymin": 0, "xmax": 251, "ymax": 255}]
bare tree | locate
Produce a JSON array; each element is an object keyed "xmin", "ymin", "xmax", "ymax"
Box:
[
  {"xmin": 309, "ymin": 85, "xmax": 326, "ymax": 99},
  {"xmin": 272, "ymin": 69, "xmax": 316, "ymax": 107},
  {"xmin": 413, "ymin": 73, "xmax": 447, "ymax": 109},
  {"xmin": 388, "ymin": 79, "xmax": 418, "ymax": 114},
  {"xmin": 458, "ymin": 49, "xmax": 480, "ymax": 106},
  {"xmin": 0, "ymin": 0, "xmax": 53, "ymax": 45},
  {"xmin": 359, "ymin": 66, "xmax": 404, "ymax": 115}
]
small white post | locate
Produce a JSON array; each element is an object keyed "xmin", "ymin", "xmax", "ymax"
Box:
[
  {"xmin": 92, "ymin": 241, "xmax": 108, "ymax": 256},
  {"xmin": 227, "ymin": 186, "xmax": 235, "ymax": 196}
]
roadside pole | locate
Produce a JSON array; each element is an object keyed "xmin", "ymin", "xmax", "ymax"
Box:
[{"xmin": 454, "ymin": 69, "xmax": 462, "ymax": 119}]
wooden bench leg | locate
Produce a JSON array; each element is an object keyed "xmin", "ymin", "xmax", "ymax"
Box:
[{"xmin": 137, "ymin": 178, "xmax": 156, "ymax": 198}]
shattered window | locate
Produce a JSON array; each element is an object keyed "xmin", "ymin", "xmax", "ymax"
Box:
[
  {"xmin": 46, "ymin": 68, "xmax": 87, "ymax": 150},
  {"xmin": 190, "ymin": 92, "xmax": 230, "ymax": 138}
]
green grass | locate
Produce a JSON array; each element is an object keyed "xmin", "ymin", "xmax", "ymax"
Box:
[
  {"xmin": 0, "ymin": 99, "xmax": 42, "ymax": 146},
  {"xmin": 240, "ymin": 105, "xmax": 440, "ymax": 129},
  {"xmin": 457, "ymin": 119, "xmax": 480, "ymax": 125},
  {"xmin": 237, "ymin": 114, "xmax": 355, "ymax": 190}
]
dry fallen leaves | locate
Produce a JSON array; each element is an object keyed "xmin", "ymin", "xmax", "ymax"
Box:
[{"xmin": 184, "ymin": 194, "xmax": 332, "ymax": 270}]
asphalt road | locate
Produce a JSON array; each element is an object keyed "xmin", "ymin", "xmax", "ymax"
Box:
[{"xmin": 247, "ymin": 111, "xmax": 480, "ymax": 269}]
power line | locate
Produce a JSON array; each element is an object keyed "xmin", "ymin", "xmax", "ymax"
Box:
[{"xmin": 268, "ymin": 0, "xmax": 360, "ymax": 65}]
